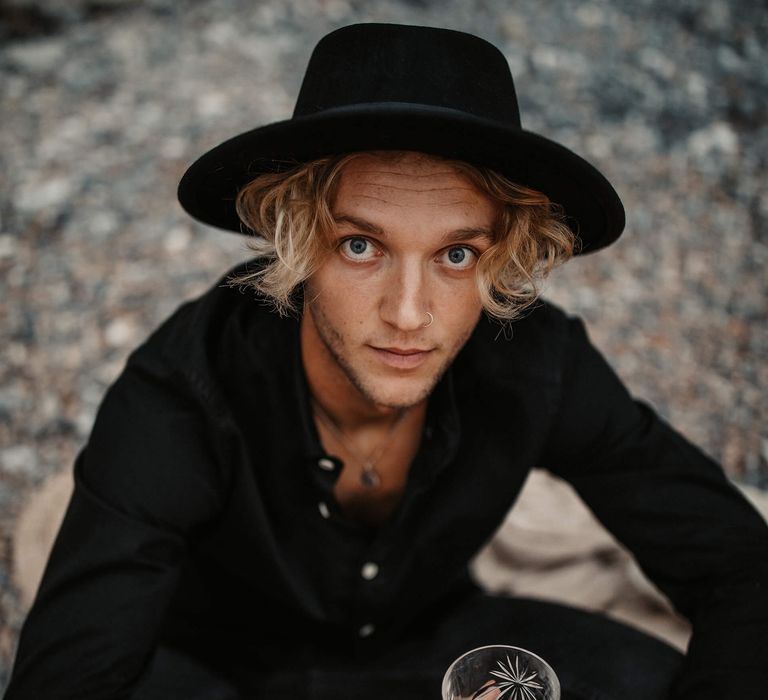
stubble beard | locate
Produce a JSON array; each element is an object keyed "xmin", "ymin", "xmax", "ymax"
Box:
[{"xmin": 308, "ymin": 303, "xmax": 465, "ymax": 410}]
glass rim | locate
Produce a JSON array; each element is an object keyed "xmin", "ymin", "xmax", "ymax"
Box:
[{"xmin": 441, "ymin": 644, "xmax": 560, "ymax": 700}]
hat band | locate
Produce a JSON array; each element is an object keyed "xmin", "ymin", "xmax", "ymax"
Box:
[{"xmin": 293, "ymin": 101, "xmax": 523, "ymax": 131}]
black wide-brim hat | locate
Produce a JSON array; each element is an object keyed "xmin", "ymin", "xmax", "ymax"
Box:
[{"xmin": 178, "ymin": 23, "xmax": 625, "ymax": 253}]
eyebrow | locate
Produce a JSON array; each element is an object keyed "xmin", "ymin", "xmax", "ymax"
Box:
[{"xmin": 333, "ymin": 214, "xmax": 495, "ymax": 244}]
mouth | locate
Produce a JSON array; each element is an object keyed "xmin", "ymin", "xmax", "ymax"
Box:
[{"xmin": 369, "ymin": 345, "xmax": 435, "ymax": 370}]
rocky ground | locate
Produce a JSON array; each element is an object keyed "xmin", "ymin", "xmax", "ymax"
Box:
[{"xmin": 1, "ymin": 0, "xmax": 766, "ymax": 688}]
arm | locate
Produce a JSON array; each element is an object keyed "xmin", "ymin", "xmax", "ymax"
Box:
[
  {"xmin": 539, "ymin": 317, "xmax": 768, "ymax": 700},
  {"xmin": 5, "ymin": 354, "xmax": 225, "ymax": 699}
]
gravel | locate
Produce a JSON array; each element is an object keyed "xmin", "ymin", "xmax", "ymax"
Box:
[{"xmin": 1, "ymin": 0, "xmax": 766, "ymax": 686}]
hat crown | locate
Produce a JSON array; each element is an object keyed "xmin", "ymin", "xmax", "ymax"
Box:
[
  {"xmin": 293, "ymin": 23, "xmax": 521, "ymax": 126},
  {"xmin": 178, "ymin": 23, "xmax": 624, "ymax": 251}
]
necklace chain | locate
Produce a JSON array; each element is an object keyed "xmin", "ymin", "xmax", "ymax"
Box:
[{"xmin": 312, "ymin": 400, "xmax": 409, "ymax": 488}]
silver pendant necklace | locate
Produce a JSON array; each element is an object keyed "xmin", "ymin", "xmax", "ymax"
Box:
[{"xmin": 312, "ymin": 400, "xmax": 409, "ymax": 488}]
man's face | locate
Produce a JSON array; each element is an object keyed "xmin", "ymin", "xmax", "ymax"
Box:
[{"xmin": 301, "ymin": 152, "xmax": 497, "ymax": 410}]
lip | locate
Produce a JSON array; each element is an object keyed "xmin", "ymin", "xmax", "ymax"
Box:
[{"xmin": 369, "ymin": 346, "xmax": 434, "ymax": 369}]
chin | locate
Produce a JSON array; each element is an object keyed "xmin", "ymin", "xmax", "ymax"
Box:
[
  {"xmin": 370, "ymin": 394, "xmax": 428, "ymax": 410},
  {"xmin": 359, "ymin": 372, "xmax": 437, "ymax": 409}
]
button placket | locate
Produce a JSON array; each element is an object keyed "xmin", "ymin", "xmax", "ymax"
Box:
[
  {"xmin": 317, "ymin": 457, "xmax": 336, "ymax": 471},
  {"xmin": 358, "ymin": 623, "xmax": 375, "ymax": 638}
]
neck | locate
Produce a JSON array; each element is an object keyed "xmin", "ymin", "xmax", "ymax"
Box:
[{"xmin": 300, "ymin": 306, "xmax": 425, "ymax": 431}]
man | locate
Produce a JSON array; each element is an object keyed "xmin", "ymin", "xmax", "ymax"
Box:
[{"xmin": 5, "ymin": 23, "xmax": 768, "ymax": 700}]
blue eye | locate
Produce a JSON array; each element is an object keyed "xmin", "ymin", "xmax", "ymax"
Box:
[
  {"xmin": 441, "ymin": 246, "xmax": 476, "ymax": 269},
  {"xmin": 340, "ymin": 237, "xmax": 377, "ymax": 261},
  {"xmin": 448, "ymin": 248, "xmax": 466, "ymax": 264}
]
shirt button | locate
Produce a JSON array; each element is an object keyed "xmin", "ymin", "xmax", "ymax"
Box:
[
  {"xmin": 358, "ymin": 623, "xmax": 375, "ymax": 638},
  {"xmin": 318, "ymin": 502, "xmax": 331, "ymax": 519},
  {"xmin": 318, "ymin": 457, "xmax": 335, "ymax": 471},
  {"xmin": 361, "ymin": 562, "xmax": 379, "ymax": 580}
]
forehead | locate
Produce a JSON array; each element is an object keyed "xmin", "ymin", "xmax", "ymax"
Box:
[{"xmin": 333, "ymin": 151, "xmax": 496, "ymax": 216}]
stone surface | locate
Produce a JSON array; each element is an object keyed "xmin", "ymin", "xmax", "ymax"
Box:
[{"xmin": 1, "ymin": 0, "xmax": 766, "ymax": 688}]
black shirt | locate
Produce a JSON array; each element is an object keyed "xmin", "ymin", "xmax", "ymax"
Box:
[{"xmin": 6, "ymin": 260, "xmax": 768, "ymax": 699}]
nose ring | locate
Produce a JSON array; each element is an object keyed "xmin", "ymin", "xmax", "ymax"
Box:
[{"xmin": 423, "ymin": 312, "xmax": 434, "ymax": 328}]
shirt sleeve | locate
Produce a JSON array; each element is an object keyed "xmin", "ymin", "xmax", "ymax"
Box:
[
  {"xmin": 539, "ymin": 316, "xmax": 768, "ymax": 700},
  {"xmin": 5, "ymin": 352, "xmax": 226, "ymax": 700}
]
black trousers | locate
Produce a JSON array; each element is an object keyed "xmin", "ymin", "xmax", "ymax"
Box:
[{"xmin": 131, "ymin": 594, "xmax": 684, "ymax": 700}]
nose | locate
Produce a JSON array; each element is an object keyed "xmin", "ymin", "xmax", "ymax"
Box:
[{"xmin": 379, "ymin": 260, "xmax": 430, "ymax": 332}]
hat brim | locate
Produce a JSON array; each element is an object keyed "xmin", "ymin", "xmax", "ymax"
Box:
[{"xmin": 177, "ymin": 103, "xmax": 625, "ymax": 254}]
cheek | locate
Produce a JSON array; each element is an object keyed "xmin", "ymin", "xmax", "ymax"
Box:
[
  {"xmin": 310, "ymin": 274, "xmax": 377, "ymax": 330},
  {"xmin": 437, "ymin": 306, "xmax": 483, "ymax": 350},
  {"xmin": 322, "ymin": 263, "xmax": 381, "ymax": 304},
  {"xmin": 434, "ymin": 279, "xmax": 483, "ymax": 327}
]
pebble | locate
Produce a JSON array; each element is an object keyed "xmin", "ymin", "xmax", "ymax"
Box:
[
  {"xmin": 103, "ymin": 315, "xmax": 140, "ymax": 348},
  {"xmin": 687, "ymin": 122, "xmax": 739, "ymax": 159},
  {"xmin": 1, "ymin": 447, "xmax": 38, "ymax": 478},
  {"xmin": 5, "ymin": 38, "xmax": 66, "ymax": 72},
  {"xmin": 1, "ymin": 0, "xmax": 766, "ymax": 687}
]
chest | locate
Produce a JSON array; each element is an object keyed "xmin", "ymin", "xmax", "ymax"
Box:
[{"xmin": 317, "ymin": 412, "xmax": 426, "ymax": 527}]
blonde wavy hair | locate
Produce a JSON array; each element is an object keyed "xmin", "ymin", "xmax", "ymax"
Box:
[{"xmin": 226, "ymin": 151, "xmax": 578, "ymax": 321}]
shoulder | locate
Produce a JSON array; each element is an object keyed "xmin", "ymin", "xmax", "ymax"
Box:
[
  {"xmin": 80, "ymin": 260, "xmax": 288, "ymax": 528},
  {"xmin": 460, "ymin": 298, "xmax": 580, "ymax": 389},
  {"xmin": 126, "ymin": 258, "xmax": 294, "ymax": 393},
  {"xmin": 138, "ymin": 258, "xmax": 287, "ymax": 359},
  {"xmin": 89, "ymin": 258, "xmax": 294, "ymax": 468}
]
